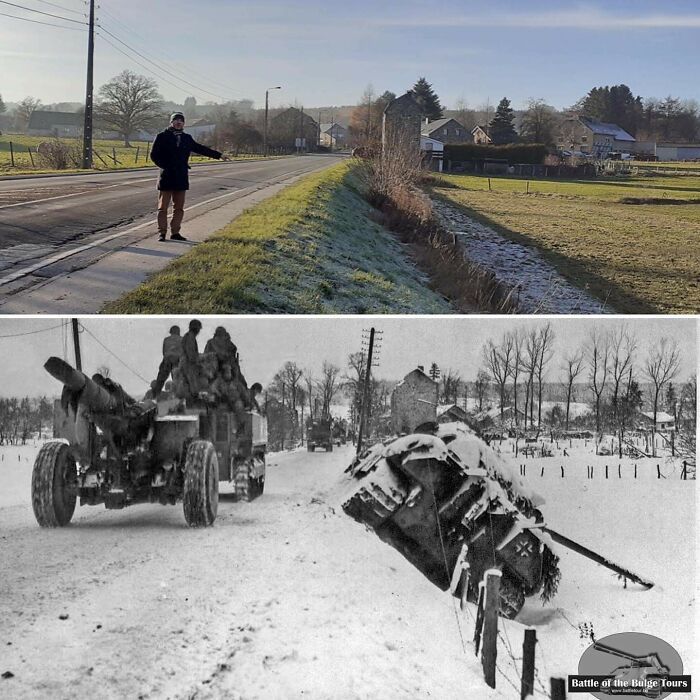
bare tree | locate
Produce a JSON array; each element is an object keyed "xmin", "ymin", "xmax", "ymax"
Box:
[
  {"xmin": 440, "ymin": 368, "xmax": 462, "ymax": 404},
  {"xmin": 535, "ymin": 323, "xmax": 555, "ymax": 429},
  {"xmin": 562, "ymin": 350, "xmax": 585, "ymax": 432},
  {"xmin": 280, "ymin": 361, "xmax": 303, "ymax": 440},
  {"xmin": 519, "ymin": 98, "xmax": 560, "ymax": 145},
  {"xmin": 520, "ymin": 328, "xmax": 541, "ymax": 430},
  {"xmin": 483, "ymin": 334, "xmax": 514, "ymax": 421},
  {"xmin": 587, "ymin": 326, "xmax": 610, "ymax": 439},
  {"xmin": 474, "ymin": 369, "xmax": 490, "ymax": 412},
  {"xmin": 96, "ymin": 70, "xmax": 164, "ymax": 146},
  {"xmin": 14, "ymin": 96, "xmax": 42, "ymax": 131},
  {"xmin": 510, "ymin": 330, "xmax": 523, "ymax": 428},
  {"xmin": 644, "ymin": 338, "xmax": 680, "ymax": 456},
  {"xmin": 608, "ymin": 325, "xmax": 637, "ymax": 451},
  {"xmin": 319, "ymin": 362, "xmax": 341, "ymax": 418},
  {"xmin": 303, "ymin": 370, "xmax": 317, "ymax": 422}
]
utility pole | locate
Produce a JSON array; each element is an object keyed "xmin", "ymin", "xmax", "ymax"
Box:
[
  {"xmin": 356, "ymin": 328, "xmax": 382, "ymax": 455},
  {"xmin": 81, "ymin": 0, "xmax": 96, "ymax": 169},
  {"xmin": 71, "ymin": 318, "xmax": 82, "ymax": 371},
  {"xmin": 263, "ymin": 86, "xmax": 281, "ymax": 157}
]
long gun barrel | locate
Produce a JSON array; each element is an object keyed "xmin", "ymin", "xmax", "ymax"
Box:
[
  {"xmin": 543, "ymin": 527, "xmax": 654, "ymax": 589},
  {"xmin": 45, "ymin": 356, "xmax": 120, "ymax": 413}
]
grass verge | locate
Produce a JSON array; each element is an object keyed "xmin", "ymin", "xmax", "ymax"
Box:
[
  {"xmin": 103, "ymin": 161, "xmax": 454, "ymax": 314},
  {"xmin": 431, "ymin": 173, "xmax": 700, "ymax": 314}
]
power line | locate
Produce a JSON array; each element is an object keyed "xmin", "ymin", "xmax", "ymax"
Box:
[
  {"xmin": 97, "ymin": 32, "xmax": 196, "ymax": 97},
  {"xmin": 0, "ymin": 322, "xmax": 65, "ymax": 339},
  {"xmin": 0, "ymin": 0, "xmax": 87, "ymax": 24},
  {"xmin": 0, "ymin": 7, "xmax": 84, "ymax": 26},
  {"xmin": 80, "ymin": 324, "xmax": 150, "ymax": 384},
  {"xmin": 96, "ymin": 23, "xmax": 236, "ymax": 102},
  {"xmin": 31, "ymin": 0, "xmax": 85, "ymax": 15},
  {"xmin": 98, "ymin": 2, "xmax": 246, "ymax": 99}
]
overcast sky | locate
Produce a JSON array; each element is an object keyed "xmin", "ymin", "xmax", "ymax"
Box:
[
  {"xmin": 0, "ymin": 316, "xmax": 695, "ymax": 399},
  {"xmin": 1, "ymin": 1, "xmax": 698, "ymax": 109}
]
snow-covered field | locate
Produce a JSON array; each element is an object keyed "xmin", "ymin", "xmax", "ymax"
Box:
[{"xmin": 0, "ymin": 437, "xmax": 695, "ymax": 699}]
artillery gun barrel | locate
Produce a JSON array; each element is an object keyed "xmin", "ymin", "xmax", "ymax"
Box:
[
  {"xmin": 44, "ymin": 356, "xmax": 120, "ymax": 412},
  {"xmin": 543, "ymin": 527, "xmax": 654, "ymax": 589}
]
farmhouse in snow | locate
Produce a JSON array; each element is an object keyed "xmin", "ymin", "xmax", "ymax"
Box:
[{"xmin": 390, "ymin": 367, "xmax": 438, "ymax": 434}]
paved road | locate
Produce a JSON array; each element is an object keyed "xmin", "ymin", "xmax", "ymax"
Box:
[{"xmin": 0, "ymin": 155, "xmax": 341, "ymax": 300}]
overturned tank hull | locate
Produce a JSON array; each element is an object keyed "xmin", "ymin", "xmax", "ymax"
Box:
[{"xmin": 342, "ymin": 423, "xmax": 560, "ymax": 618}]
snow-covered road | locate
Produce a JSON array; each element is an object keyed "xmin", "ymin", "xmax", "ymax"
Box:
[{"xmin": 0, "ymin": 441, "xmax": 695, "ymax": 699}]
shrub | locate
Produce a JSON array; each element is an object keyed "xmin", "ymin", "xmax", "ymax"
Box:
[{"xmin": 444, "ymin": 143, "xmax": 547, "ymax": 165}]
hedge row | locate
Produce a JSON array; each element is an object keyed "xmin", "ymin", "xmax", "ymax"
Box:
[{"xmin": 443, "ymin": 143, "xmax": 547, "ymax": 165}]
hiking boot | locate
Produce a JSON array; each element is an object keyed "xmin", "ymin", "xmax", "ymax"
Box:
[{"xmin": 170, "ymin": 233, "xmax": 187, "ymax": 241}]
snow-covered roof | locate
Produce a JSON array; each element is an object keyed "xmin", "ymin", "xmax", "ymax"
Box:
[
  {"xmin": 640, "ymin": 411, "xmax": 674, "ymax": 423},
  {"xmin": 579, "ymin": 116, "xmax": 635, "ymax": 142},
  {"xmin": 395, "ymin": 368, "xmax": 436, "ymax": 388},
  {"xmin": 436, "ymin": 404, "xmax": 466, "ymax": 417}
]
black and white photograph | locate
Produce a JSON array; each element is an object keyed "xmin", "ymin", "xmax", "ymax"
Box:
[{"xmin": 0, "ymin": 316, "xmax": 695, "ymax": 698}]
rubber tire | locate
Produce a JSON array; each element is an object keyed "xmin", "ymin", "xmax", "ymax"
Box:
[
  {"xmin": 183, "ymin": 440, "xmax": 219, "ymax": 527},
  {"xmin": 32, "ymin": 441, "xmax": 77, "ymax": 527},
  {"xmin": 499, "ymin": 575, "xmax": 526, "ymax": 619}
]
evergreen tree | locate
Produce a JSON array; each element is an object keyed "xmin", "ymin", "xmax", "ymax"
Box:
[
  {"xmin": 489, "ymin": 97, "xmax": 517, "ymax": 144},
  {"xmin": 579, "ymin": 84, "xmax": 643, "ymax": 136},
  {"xmin": 0, "ymin": 93, "xmax": 5, "ymax": 115},
  {"xmin": 429, "ymin": 362, "xmax": 441, "ymax": 381},
  {"xmin": 411, "ymin": 77, "xmax": 443, "ymax": 121}
]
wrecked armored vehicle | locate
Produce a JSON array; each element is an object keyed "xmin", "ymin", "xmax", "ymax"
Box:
[{"xmin": 342, "ymin": 422, "xmax": 560, "ymax": 618}]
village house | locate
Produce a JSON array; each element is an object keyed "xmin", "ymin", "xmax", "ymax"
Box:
[
  {"xmin": 471, "ymin": 125, "xmax": 492, "ymax": 144},
  {"xmin": 638, "ymin": 411, "xmax": 675, "ymax": 433},
  {"xmin": 436, "ymin": 404, "xmax": 469, "ymax": 424},
  {"xmin": 558, "ymin": 115, "xmax": 635, "ymax": 158},
  {"xmin": 319, "ymin": 122, "xmax": 347, "ymax": 148},
  {"xmin": 27, "ymin": 110, "xmax": 82, "ymax": 137},
  {"xmin": 269, "ymin": 107, "xmax": 318, "ymax": 152},
  {"xmin": 421, "ymin": 117, "xmax": 471, "ymax": 144},
  {"xmin": 390, "ymin": 367, "xmax": 438, "ymax": 434},
  {"xmin": 186, "ymin": 118, "xmax": 216, "ymax": 140},
  {"xmin": 382, "ymin": 91, "xmax": 422, "ymax": 153},
  {"xmin": 420, "ymin": 135, "xmax": 444, "ymax": 171}
]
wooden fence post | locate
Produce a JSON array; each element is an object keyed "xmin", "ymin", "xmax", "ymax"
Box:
[
  {"xmin": 481, "ymin": 569, "xmax": 501, "ymax": 689},
  {"xmin": 521, "ymin": 628, "xmax": 536, "ymax": 700},
  {"xmin": 605, "ymin": 464, "xmax": 608, "ymax": 479},
  {"xmin": 551, "ymin": 677, "xmax": 566, "ymax": 699},
  {"xmin": 657, "ymin": 464, "xmax": 661, "ymax": 479},
  {"xmin": 560, "ymin": 465, "xmax": 564, "ymax": 478},
  {"xmin": 134, "ymin": 146, "xmax": 140, "ymax": 163},
  {"xmin": 9, "ymin": 140, "xmax": 14, "ymax": 167},
  {"xmin": 27, "ymin": 146, "xmax": 35, "ymax": 167},
  {"xmin": 488, "ymin": 177, "xmax": 492, "ymax": 191},
  {"xmin": 473, "ymin": 581, "xmax": 485, "ymax": 654}
]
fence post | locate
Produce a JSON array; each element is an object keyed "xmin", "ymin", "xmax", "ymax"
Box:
[
  {"xmin": 27, "ymin": 146, "xmax": 35, "ymax": 167},
  {"xmin": 521, "ymin": 628, "xmax": 536, "ymax": 700},
  {"xmin": 481, "ymin": 569, "xmax": 501, "ymax": 689},
  {"xmin": 540, "ymin": 465, "xmax": 544, "ymax": 477},
  {"xmin": 473, "ymin": 580, "xmax": 485, "ymax": 654},
  {"xmin": 146, "ymin": 140, "xmax": 151, "ymax": 160},
  {"xmin": 657, "ymin": 464, "xmax": 661, "ymax": 479},
  {"xmin": 681, "ymin": 461, "xmax": 687, "ymax": 480},
  {"xmin": 134, "ymin": 146, "xmax": 140, "ymax": 163},
  {"xmin": 618, "ymin": 463, "xmax": 621, "ymax": 478},
  {"xmin": 10, "ymin": 140, "xmax": 15, "ymax": 167},
  {"xmin": 488, "ymin": 177, "xmax": 492, "ymax": 191},
  {"xmin": 551, "ymin": 677, "xmax": 566, "ymax": 699},
  {"xmin": 112, "ymin": 147, "xmax": 117, "ymax": 164},
  {"xmin": 634, "ymin": 463, "xmax": 637, "ymax": 479},
  {"xmin": 560, "ymin": 465, "xmax": 564, "ymax": 478}
]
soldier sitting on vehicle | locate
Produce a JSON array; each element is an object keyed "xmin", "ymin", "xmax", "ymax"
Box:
[{"xmin": 179, "ymin": 319, "xmax": 203, "ymax": 401}]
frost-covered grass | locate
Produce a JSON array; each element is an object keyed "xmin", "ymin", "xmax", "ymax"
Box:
[
  {"xmin": 104, "ymin": 161, "xmax": 454, "ymax": 314},
  {"xmin": 433, "ymin": 172, "xmax": 700, "ymax": 313}
]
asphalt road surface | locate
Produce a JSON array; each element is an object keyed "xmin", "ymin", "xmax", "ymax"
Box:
[{"xmin": 0, "ymin": 155, "xmax": 341, "ymax": 300}]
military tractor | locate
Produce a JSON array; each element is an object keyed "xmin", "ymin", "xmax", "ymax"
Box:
[
  {"xmin": 307, "ymin": 417, "xmax": 333, "ymax": 452},
  {"xmin": 343, "ymin": 422, "xmax": 654, "ymax": 619},
  {"xmin": 31, "ymin": 356, "xmax": 267, "ymax": 528}
]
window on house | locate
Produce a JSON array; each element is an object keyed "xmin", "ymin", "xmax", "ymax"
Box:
[
  {"xmin": 581, "ymin": 136, "xmax": 588, "ymax": 142},
  {"xmin": 443, "ymin": 128, "xmax": 448, "ymax": 135},
  {"xmin": 456, "ymin": 129, "xmax": 460, "ymax": 135}
]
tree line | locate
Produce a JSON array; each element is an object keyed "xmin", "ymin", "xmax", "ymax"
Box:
[{"xmin": 0, "ymin": 396, "xmax": 54, "ymax": 446}]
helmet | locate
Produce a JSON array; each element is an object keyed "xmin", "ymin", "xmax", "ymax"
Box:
[
  {"xmin": 189, "ymin": 319, "xmax": 202, "ymax": 331},
  {"xmin": 169, "ymin": 325, "xmax": 180, "ymax": 335}
]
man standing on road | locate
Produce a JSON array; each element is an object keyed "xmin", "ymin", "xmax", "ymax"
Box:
[{"xmin": 150, "ymin": 112, "xmax": 226, "ymax": 242}]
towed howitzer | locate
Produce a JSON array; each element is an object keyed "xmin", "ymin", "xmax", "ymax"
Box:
[
  {"xmin": 32, "ymin": 356, "xmax": 267, "ymax": 529},
  {"xmin": 342, "ymin": 423, "xmax": 654, "ymax": 619}
]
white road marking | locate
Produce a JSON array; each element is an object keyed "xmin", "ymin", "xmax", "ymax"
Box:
[
  {"xmin": 0, "ymin": 176, "xmax": 155, "ymax": 210},
  {"xmin": 0, "ymin": 164, "xmax": 319, "ymax": 288}
]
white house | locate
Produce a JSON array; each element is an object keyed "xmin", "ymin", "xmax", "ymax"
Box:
[
  {"xmin": 420, "ymin": 135, "xmax": 444, "ymax": 171},
  {"xmin": 639, "ymin": 411, "xmax": 675, "ymax": 432}
]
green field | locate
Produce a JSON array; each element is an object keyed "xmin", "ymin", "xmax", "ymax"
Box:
[
  {"xmin": 432, "ymin": 172, "xmax": 700, "ymax": 313},
  {"xmin": 0, "ymin": 134, "xmax": 262, "ymax": 175}
]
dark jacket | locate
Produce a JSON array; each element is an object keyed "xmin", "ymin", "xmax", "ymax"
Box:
[{"xmin": 150, "ymin": 127, "xmax": 222, "ymax": 191}]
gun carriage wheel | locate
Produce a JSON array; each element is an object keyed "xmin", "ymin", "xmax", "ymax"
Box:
[{"xmin": 31, "ymin": 441, "xmax": 77, "ymax": 527}]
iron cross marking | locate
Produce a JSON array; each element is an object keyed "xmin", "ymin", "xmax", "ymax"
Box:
[{"xmin": 515, "ymin": 539, "xmax": 533, "ymax": 557}]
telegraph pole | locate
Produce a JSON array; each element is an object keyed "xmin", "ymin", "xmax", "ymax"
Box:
[
  {"xmin": 356, "ymin": 327, "xmax": 382, "ymax": 455},
  {"xmin": 81, "ymin": 0, "xmax": 96, "ymax": 169},
  {"xmin": 71, "ymin": 318, "xmax": 82, "ymax": 371}
]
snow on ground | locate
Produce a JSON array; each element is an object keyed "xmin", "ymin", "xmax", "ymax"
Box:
[
  {"xmin": 0, "ymin": 437, "xmax": 695, "ymax": 699},
  {"xmin": 433, "ymin": 199, "xmax": 613, "ymax": 314}
]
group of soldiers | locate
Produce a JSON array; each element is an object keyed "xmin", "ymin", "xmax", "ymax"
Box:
[{"xmin": 149, "ymin": 320, "xmax": 261, "ymax": 411}]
